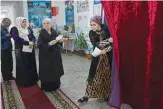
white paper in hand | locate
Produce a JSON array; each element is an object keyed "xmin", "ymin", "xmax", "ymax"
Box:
[
  {"xmin": 22, "ymin": 45, "xmax": 33, "ymax": 53},
  {"xmin": 56, "ymin": 35, "xmax": 63, "ymax": 41},
  {"xmin": 91, "ymin": 47, "xmax": 101, "ymax": 57}
]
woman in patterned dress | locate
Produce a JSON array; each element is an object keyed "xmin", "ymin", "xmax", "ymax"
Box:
[{"xmin": 78, "ymin": 15, "xmax": 113, "ymax": 103}]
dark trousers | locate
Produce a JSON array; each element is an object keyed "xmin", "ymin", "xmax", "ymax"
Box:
[{"xmin": 1, "ymin": 50, "xmax": 13, "ymax": 81}]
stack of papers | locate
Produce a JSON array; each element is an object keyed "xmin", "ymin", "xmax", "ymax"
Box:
[
  {"xmin": 56, "ymin": 35, "xmax": 63, "ymax": 41},
  {"xmin": 22, "ymin": 45, "xmax": 33, "ymax": 53}
]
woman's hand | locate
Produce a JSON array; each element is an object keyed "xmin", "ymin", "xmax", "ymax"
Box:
[
  {"xmin": 29, "ymin": 41, "xmax": 34, "ymax": 48},
  {"xmin": 48, "ymin": 40, "xmax": 58, "ymax": 46},
  {"xmin": 108, "ymin": 37, "xmax": 113, "ymax": 43},
  {"xmin": 7, "ymin": 33, "xmax": 12, "ymax": 39},
  {"xmin": 100, "ymin": 48, "xmax": 107, "ymax": 55}
]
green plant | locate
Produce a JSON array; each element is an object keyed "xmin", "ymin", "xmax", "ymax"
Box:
[
  {"xmin": 64, "ymin": 25, "xmax": 69, "ymax": 31},
  {"xmin": 71, "ymin": 23, "xmax": 75, "ymax": 33},
  {"xmin": 74, "ymin": 31, "xmax": 88, "ymax": 50}
]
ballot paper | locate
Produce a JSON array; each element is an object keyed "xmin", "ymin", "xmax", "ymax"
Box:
[
  {"xmin": 56, "ymin": 35, "xmax": 63, "ymax": 41},
  {"xmin": 91, "ymin": 47, "xmax": 101, "ymax": 57},
  {"xmin": 22, "ymin": 45, "xmax": 33, "ymax": 53},
  {"xmin": 106, "ymin": 46, "xmax": 112, "ymax": 52}
]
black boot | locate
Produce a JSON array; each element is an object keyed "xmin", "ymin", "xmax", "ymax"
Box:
[{"xmin": 78, "ymin": 96, "xmax": 89, "ymax": 103}]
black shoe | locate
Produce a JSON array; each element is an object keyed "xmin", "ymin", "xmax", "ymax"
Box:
[
  {"xmin": 104, "ymin": 98, "xmax": 109, "ymax": 102},
  {"xmin": 78, "ymin": 96, "xmax": 88, "ymax": 103}
]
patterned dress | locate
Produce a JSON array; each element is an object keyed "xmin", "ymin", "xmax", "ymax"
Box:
[
  {"xmin": 86, "ymin": 54, "xmax": 111, "ymax": 100},
  {"xmin": 85, "ymin": 24, "xmax": 112, "ymax": 100}
]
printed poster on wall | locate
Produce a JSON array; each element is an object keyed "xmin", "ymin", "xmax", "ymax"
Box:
[
  {"xmin": 52, "ymin": 7, "xmax": 59, "ymax": 16},
  {"xmin": 77, "ymin": 0, "xmax": 89, "ymax": 13},
  {"xmin": 94, "ymin": 0, "xmax": 101, "ymax": 4},
  {"xmin": 27, "ymin": 0, "xmax": 52, "ymax": 28},
  {"xmin": 78, "ymin": 15, "xmax": 88, "ymax": 28},
  {"xmin": 65, "ymin": 0, "xmax": 75, "ymax": 33}
]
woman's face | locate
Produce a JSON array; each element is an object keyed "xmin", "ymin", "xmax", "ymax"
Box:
[
  {"xmin": 21, "ymin": 19, "xmax": 27, "ymax": 28},
  {"xmin": 90, "ymin": 21, "xmax": 100, "ymax": 32},
  {"xmin": 43, "ymin": 21, "xmax": 51, "ymax": 30}
]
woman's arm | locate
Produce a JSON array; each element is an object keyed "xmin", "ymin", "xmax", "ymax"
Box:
[
  {"xmin": 37, "ymin": 32, "xmax": 49, "ymax": 49},
  {"xmin": 103, "ymin": 27, "xmax": 113, "ymax": 43},
  {"xmin": 11, "ymin": 27, "xmax": 29, "ymax": 45},
  {"xmin": 89, "ymin": 31, "xmax": 100, "ymax": 48},
  {"xmin": 1, "ymin": 29, "xmax": 10, "ymax": 41}
]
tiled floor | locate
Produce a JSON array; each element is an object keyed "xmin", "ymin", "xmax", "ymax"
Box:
[{"xmin": 11, "ymin": 49, "xmax": 132, "ymax": 109}]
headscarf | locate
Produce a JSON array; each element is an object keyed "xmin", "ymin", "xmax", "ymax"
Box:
[
  {"xmin": 16, "ymin": 17, "xmax": 29, "ymax": 41},
  {"xmin": 42, "ymin": 18, "xmax": 53, "ymax": 29},
  {"xmin": 90, "ymin": 15, "xmax": 102, "ymax": 25},
  {"xmin": 1, "ymin": 18, "xmax": 11, "ymax": 28}
]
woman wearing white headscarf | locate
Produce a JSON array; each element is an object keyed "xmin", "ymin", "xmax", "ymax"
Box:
[
  {"xmin": 10, "ymin": 17, "xmax": 38, "ymax": 87},
  {"xmin": 37, "ymin": 18, "xmax": 64, "ymax": 91}
]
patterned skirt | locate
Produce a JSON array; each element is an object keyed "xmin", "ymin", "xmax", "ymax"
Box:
[{"xmin": 85, "ymin": 54, "xmax": 111, "ymax": 100}]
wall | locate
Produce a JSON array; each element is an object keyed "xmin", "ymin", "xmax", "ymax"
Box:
[
  {"xmin": 1, "ymin": 1, "xmax": 28, "ymax": 28},
  {"xmin": 50, "ymin": 0, "xmax": 101, "ymax": 54},
  {"xmin": 74, "ymin": 0, "xmax": 95, "ymax": 54},
  {"xmin": 23, "ymin": 1, "xmax": 29, "ymax": 26},
  {"xmin": 51, "ymin": 0, "xmax": 103, "ymax": 54},
  {"xmin": 74, "ymin": 0, "xmax": 94, "ymax": 31},
  {"xmin": 51, "ymin": 1, "xmax": 66, "ymax": 31},
  {"xmin": 12, "ymin": 1, "xmax": 29, "ymax": 26},
  {"xmin": 1, "ymin": 6, "xmax": 13, "ymax": 28},
  {"xmin": 1, "ymin": 1, "xmax": 28, "ymax": 51}
]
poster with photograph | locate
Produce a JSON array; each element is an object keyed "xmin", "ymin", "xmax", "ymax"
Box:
[
  {"xmin": 27, "ymin": 0, "xmax": 52, "ymax": 28},
  {"xmin": 77, "ymin": 0, "xmax": 89, "ymax": 13},
  {"xmin": 65, "ymin": 0, "xmax": 75, "ymax": 33}
]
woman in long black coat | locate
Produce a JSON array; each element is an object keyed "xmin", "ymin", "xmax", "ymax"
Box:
[
  {"xmin": 11, "ymin": 17, "xmax": 38, "ymax": 87},
  {"xmin": 37, "ymin": 18, "xmax": 64, "ymax": 91}
]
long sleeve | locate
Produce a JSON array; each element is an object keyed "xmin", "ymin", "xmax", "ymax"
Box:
[
  {"xmin": 37, "ymin": 29, "xmax": 61, "ymax": 51},
  {"xmin": 1, "ymin": 28, "xmax": 12, "ymax": 50},
  {"xmin": 1, "ymin": 30, "xmax": 9, "ymax": 41},
  {"xmin": 28, "ymin": 27, "xmax": 36, "ymax": 43},
  {"xmin": 89, "ymin": 31, "xmax": 100, "ymax": 49},
  {"xmin": 37, "ymin": 32, "xmax": 50, "ymax": 50},
  {"xmin": 102, "ymin": 26, "xmax": 110, "ymax": 39},
  {"xmin": 31, "ymin": 34, "xmax": 36, "ymax": 43},
  {"xmin": 12, "ymin": 32, "xmax": 29, "ymax": 45},
  {"xmin": 10, "ymin": 27, "xmax": 29, "ymax": 45}
]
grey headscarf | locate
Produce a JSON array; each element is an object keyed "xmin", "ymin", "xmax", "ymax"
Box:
[
  {"xmin": 90, "ymin": 15, "xmax": 102, "ymax": 25},
  {"xmin": 42, "ymin": 18, "xmax": 53, "ymax": 29},
  {"xmin": 1, "ymin": 18, "xmax": 11, "ymax": 28}
]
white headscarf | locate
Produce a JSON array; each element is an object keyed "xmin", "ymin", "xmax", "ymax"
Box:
[
  {"xmin": 16, "ymin": 17, "xmax": 29, "ymax": 41},
  {"xmin": 42, "ymin": 18, "xmax": 53, "ymax": 29}
]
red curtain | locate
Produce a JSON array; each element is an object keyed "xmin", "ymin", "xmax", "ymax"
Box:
[{"xmin": 101, "ymin": 1, "xmax": 163, "ymax": 108}]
